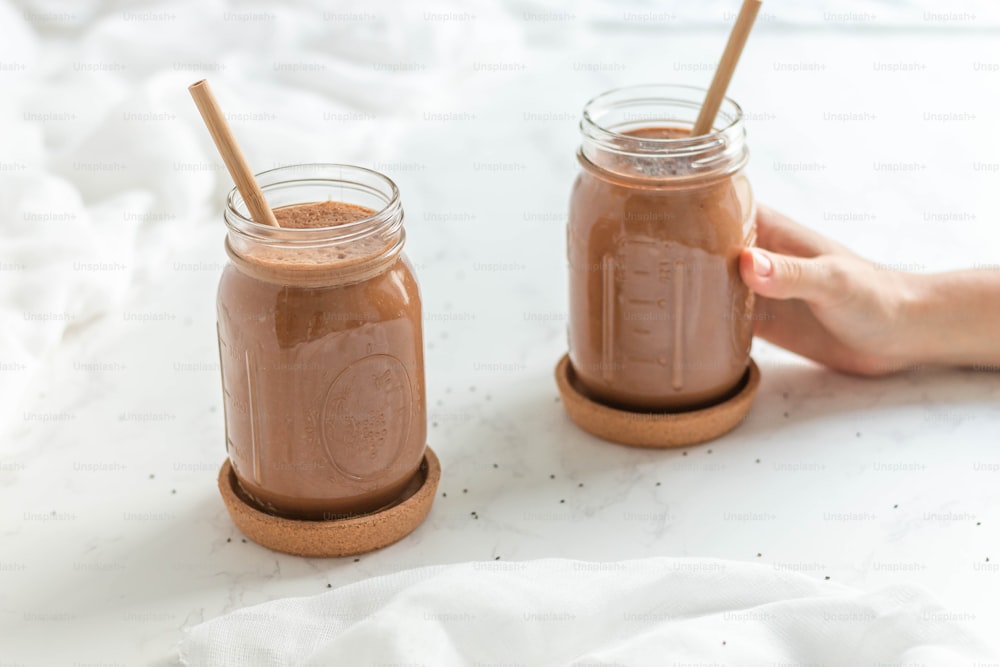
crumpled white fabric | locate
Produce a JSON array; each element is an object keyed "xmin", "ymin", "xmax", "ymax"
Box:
[
  {"xmin": 178, "ymin": 558, "xmax": 996, "ymax": 666},
  {"xmin": 0, "ymin": 0, "xmax": 522, "ymax": 437}
]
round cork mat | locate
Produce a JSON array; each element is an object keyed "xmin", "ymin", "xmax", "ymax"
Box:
[
  {"xmin": 555, "ymin": 355, "xmax": 760, "ymax": 448},
  {"xmin": 218, "ymin": 447, "xmax": 440, "ymax": 558}
]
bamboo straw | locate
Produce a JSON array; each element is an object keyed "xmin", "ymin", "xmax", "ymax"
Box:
[
  {"xmin": 692, "ymin": 0, "xmax": 763, "ymax": 136},
  {"xmin": 188, "ymin": 79, "xmax": 280, "ymax": 227}
]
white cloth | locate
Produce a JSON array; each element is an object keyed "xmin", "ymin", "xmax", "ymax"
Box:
[
  {"xmin": 0, "ymin": 0, "xmax": 522, "ymax": 436},
  {"xmin": 178, "ymin": 558, "xmax": 996, "ymax": 666}
]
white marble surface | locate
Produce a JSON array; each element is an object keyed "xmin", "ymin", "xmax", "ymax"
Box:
[{"xmin": 3, "ymin": 2, "xmax": 1000, "ymax": 664}]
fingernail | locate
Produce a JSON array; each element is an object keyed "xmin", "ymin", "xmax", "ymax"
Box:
[{"xmin": 751, "ymin": 249, "xmax": 773, "ymax": 277}]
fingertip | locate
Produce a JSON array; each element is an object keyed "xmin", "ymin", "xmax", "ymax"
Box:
[
  {"xmin": 741, "ymin": 248, "xmax": 793, "ymax": 301},
  {"xmin": 742, "ymin": 247, "xmax": 773, "ymax": 276},
  {"xmin": 739, "ymin": 248, "xmax": 771, "ymax": 293},
  {"xmin": 739, "ymin": 248, "xmax": 758, "ymax": 285},
  {"xmin": 750, "ymin": 248, "xmax": 773, "ymax": 277}
]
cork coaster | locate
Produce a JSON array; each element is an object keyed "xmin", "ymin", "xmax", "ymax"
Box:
[
  {"xmin": 555, "ymin": 354, "xmax": 760, "ymax": 448},
  {"xmin": 218, "ymin": 447, "xmax": 441, "ymax": 558}
]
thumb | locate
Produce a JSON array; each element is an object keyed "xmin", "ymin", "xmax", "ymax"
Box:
[{"xmin": 740, "ymin": 247, "xmax": 839, "ymax": 304}]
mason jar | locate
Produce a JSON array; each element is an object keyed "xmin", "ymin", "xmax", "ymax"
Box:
[
  {"xmin": 567, "ymin": 84, "xmax": 755, "ymax": 411},
  {"xmin": 217, "ymin": 164, "xmax": 426, "ymax": 520}
]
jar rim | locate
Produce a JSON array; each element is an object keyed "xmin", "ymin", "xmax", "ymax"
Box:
[
  {"xmin": 224, "ymin": 163, "xmax": 401, "ymax": 243},
  {"xmin": 581, "ymin": 83, "xmax": 744, "ymax": 155}
]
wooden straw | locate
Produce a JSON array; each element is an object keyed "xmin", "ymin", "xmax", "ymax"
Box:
[
  {"xmin": 692, "ymin": 0, "xmax": 762, "ymax": 136},
  {"xmin": 188, "ymin": 79, "xmax": 280, "ymax": 227}
]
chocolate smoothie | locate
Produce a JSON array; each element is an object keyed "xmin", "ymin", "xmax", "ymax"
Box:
[
  {"xmin": 217, "ymin": 198, "xmax": 426, "ymax": 520},
  {"xmin": 568, "ymin": 115, "xmax": 755, "ymax": 411}
]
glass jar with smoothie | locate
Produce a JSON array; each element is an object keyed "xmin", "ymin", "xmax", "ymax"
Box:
[
  {"xmin": 567, "ymin": 84, "xmax": 755, "ymax": 413},
  {"xmin": 217, "ymin": 164, "xmax": 426, "ymax": 521}
]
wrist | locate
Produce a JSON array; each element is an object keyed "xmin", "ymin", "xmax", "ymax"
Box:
[
  {"xmin": 896, "ymin": 270, "xmax": 996, "ymax": 369},
  {"xmin": 893, "ymin": 271, "xmax": 940, "ymax": 371}
]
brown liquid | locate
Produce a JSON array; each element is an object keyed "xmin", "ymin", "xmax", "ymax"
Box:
[
  {"xmin": 217, "ymin": 201, "xmax": 426, "ymax": 519},
  {"xmin": 568, "ymin": 127, "xmax": 754, "ymax": 411}
]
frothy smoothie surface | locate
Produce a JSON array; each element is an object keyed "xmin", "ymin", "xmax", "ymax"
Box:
[
  {"xmin": 273, "ymin": 200, "xmax": 376, "ymax": 228},
  {"xmin": 231, "ymin": 201, "xmax": 393, "ymax": 280}
]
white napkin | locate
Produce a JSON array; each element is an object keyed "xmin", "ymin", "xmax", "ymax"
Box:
[
  {"xmin": 178, "ymin": 558, "xmax": 996, "ymax": 666},
  {"xmin": 0, "ymin": 0, "xmax": 522, "ymax": 437}
]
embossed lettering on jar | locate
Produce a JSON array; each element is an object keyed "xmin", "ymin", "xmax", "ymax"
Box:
[
  {"xmin": 217, "ymin": 164, "xmax": 426, "ymax": 520},
  {"xmin": 568, "ymin": 85, "xmax": 756, "ymax": 411}
]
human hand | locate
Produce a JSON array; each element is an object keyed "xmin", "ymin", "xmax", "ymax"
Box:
[{"xmin": 738, "ymin": 206, "xmax": 914, "ymax": 376}]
